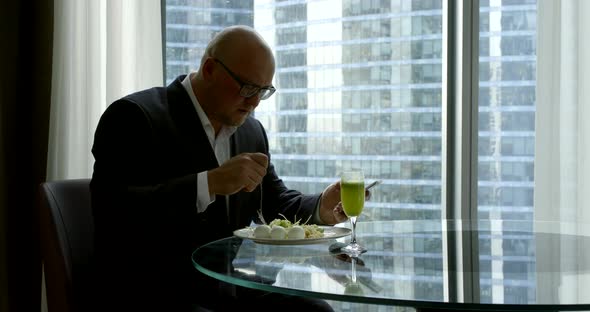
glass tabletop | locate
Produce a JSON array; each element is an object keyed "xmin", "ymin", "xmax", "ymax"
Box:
[{"xmin": 192, "ymin": 220, "xmax": 590, "ymax": 311}]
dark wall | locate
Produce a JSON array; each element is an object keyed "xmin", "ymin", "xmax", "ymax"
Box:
[{"xmin": 0, "ymin": 1, "xmax": 54, "ymax": 311}]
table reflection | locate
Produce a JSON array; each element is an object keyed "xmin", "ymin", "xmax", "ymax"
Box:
[{"xmin": 192, "ymin": 220, "xmax": 590, "ymax": 310}]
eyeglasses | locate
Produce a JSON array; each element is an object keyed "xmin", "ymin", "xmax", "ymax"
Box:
[{"xmin": 214, "ymin": 58, "xmax": 276, "ymax": 100}]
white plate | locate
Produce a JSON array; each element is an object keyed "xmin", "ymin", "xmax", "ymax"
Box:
[{"xmin": 233, "ymin": 226, "xmax": 351, "ymax": 245}]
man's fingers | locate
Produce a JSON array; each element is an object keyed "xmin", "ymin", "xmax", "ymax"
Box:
[
  {"xmin": 333, "ymin": 203, "xmax": 348, "ymax": 222},
  {"xmin": 248, "ymin": 152, "xmax": 269, "ymax": 168},
  {"xmin": 239, "ymin": 153, "xmax": 267, "ymax": 177},
  {"xmin": 242, "ymin": 153, "xmax": 268, "ymax": 192},
  {"xmin": 246, "ymin": 171, "xmax": 264, "ymax": 186},
  {"xmin": 211, "ymin": 153, "xmax": 268, "ymax": 195}
]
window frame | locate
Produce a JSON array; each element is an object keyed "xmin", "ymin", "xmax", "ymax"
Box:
[{"xmin": 442, "ymin": 0, "xmax": 481, "ymax": 303}]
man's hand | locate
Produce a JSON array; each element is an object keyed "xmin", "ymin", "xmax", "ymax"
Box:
[
  {"xmin": 207, "ymin": 152, "xmax": 268, "ymax": 195},
  {"xmin": 319, "ymin": 181, "xmax": 348, "ymax": 225}
]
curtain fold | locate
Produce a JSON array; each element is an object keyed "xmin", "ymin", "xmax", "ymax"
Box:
[
  {"xmin": 534, "ymin": 0, "xmax": 590, "ymax": 224},
  {"xmin": 47, "ymin": 0, "xmax": 164, "ymax": 180},
  {"xmin": 535, "ymin": 0, "xmax": 590, "ymax": 303}
]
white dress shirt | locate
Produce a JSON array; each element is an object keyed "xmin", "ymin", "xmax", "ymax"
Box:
[{"xmin": 181, "ymin": 73, "xmax": 237, "ymax": 213}]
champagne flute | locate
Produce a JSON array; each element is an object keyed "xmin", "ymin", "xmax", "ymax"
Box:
[{"xmin": 340, "ymin": 170, "xmax": 367, "ymax": 254}]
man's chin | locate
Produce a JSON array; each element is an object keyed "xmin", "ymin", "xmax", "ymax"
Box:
[
  {"xmin": 228, "ymin": 117, "xmax": 248, "ymax": 128},
  {"xmin": 235, "ymin": 113, "xmax": 251, "ymax": 125}
]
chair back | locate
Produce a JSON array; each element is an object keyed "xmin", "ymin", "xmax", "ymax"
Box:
[{"xmin": 40, "ymin": 178, "xmax": 93, "ymax": 312}]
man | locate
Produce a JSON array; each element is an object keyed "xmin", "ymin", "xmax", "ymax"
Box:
[{"xmin": 90, "ymin": 25, "xmax": 346, "ymax": 311}]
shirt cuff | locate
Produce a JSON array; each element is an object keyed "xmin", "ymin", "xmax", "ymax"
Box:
[
  {"xmin": 196, "ymin": 171, "xmax": 215, "ymax": 213},
  {"xmin": 311, "ymin": 195, "xmax": 324, "ymax": 224}
]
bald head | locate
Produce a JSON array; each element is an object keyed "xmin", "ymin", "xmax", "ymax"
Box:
[
  {"xmin": 192, "ymin": 25, "xmax": 276, "ymax": 133},
  {"xmin": 200, "ymin": 25, "xmax": 275, "ymax": 71}
]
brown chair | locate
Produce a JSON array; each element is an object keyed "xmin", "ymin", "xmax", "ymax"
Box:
[{"xmin": 40, "ymin": 179, "xmax": 93, "ymax": 312}]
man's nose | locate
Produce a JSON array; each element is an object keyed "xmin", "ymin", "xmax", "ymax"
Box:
[{"xmin": 245, "ymin": 94, "xmax": 261, "ymax": 107}]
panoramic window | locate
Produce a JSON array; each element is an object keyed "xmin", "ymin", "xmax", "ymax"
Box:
[{"xmin": 165, "ymin": 0, "xmax": 538, "ymax": 306}]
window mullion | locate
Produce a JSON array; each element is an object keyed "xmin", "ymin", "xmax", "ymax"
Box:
[{"xmin": 442, "ymin": 0, "xmax": 480, "ymax": 304}]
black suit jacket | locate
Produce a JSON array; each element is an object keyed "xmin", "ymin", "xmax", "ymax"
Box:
[{"xmin": 90, "ymin": 75, "xmax": 320, "ymax": 307}]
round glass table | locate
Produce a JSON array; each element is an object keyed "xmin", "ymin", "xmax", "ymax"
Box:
[{"xmin": 192, "ymin": 220, "xmax": 590, "ymax": 311}]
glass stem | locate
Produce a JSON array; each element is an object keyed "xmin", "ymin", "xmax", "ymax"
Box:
[
  {"xmin": 350, "ymin": 216, "xmax": 358, "ymax": 244},
  {"xmin": 351, "ymin": 257, "xmax": 357, "ymax": 283}
]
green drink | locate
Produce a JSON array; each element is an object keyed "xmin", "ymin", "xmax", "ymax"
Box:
[
  {"xmin": 340, "ymin": 170, "xmax": 367, "ymax": 254},
  {"xmin": 341, "ymin": 181, "xmax": 365, "ymax": 217}
]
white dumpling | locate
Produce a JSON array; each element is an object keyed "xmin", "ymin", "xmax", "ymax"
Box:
[
  {"xmin": 270, "ymin": 225, "xmax": 287, "ymax": 239},
  {"xmin": 253, "ymin": 225, "xmax": 271, "ymax": 238},
  {"xmin": 287, "ymin": 225, "xmax": 305, "ymax": 239}
]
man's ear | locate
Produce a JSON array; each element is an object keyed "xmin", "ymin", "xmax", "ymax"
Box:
[{"xmin": 201, "ymin": 57, "xmax": 216, "ymax": 81}]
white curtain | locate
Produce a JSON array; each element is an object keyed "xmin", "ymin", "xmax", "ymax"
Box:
[
  {"xmin": 47, "ymin": 0, "xmax": 163, "ymax": 180},
  {"xmin": 534, "ymin": 0, "xmax": 590, "ymax": 224},
  {"xmin": 535, "ymin": 0, "xmax": 590, "ymax": 303}
]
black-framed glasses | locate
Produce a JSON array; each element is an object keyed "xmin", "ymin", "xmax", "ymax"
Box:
[{"xmin": 214, "ymin": 58, "xmax": 276, "ymax": 100}]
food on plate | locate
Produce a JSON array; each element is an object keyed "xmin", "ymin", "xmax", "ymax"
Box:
[
  {"xmin": 287, "ymin": 225, "xmax": 305, "ymax": 240},
  {"xmin": 253, "ymin": 224, "xmax": 271, "ymax": 238},
  {"xmin": 269, "ymin": 218, "xmax": 292, "ymax": 228},
  {"xmin": 302, "ymin": 224, "xmax": 324, "ymax": 239},
  {"xmin": 270, "ymin": 225, "xmax": 287, "ymax": 239},
  {"xmin": 249, "ymin": 213, "xmax": 325, "ymax": 240}
]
